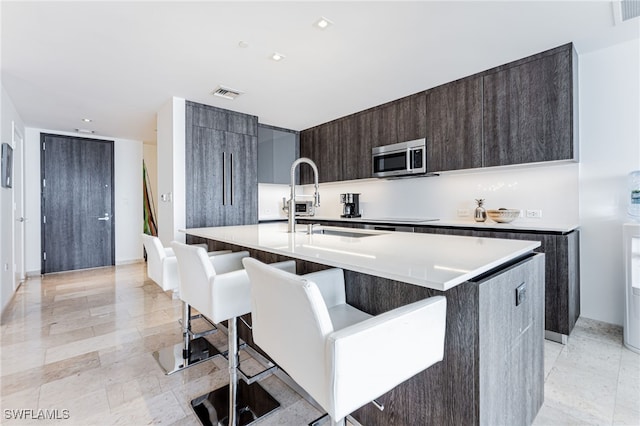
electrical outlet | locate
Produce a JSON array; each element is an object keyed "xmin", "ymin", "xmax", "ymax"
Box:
[
  {"xmin": 457, "ymin": 209, "xmax": 470, "ymax": 217},
  {"xmin": 526, "ymin": 209, "xmax": 543, "ymax": 219}
]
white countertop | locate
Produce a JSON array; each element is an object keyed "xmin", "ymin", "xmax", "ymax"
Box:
[
  {"xmin": 298, "ymin": 216, "xmax": 579, "ymax": 233},
  {"xmin": 183, "ymin": 222, "xmax": 541, "ymax": 291}
]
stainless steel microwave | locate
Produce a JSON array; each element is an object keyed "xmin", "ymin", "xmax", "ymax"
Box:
[{"xmin": 372, "ymin": 139, "xmax": 426, "ymax": 178}]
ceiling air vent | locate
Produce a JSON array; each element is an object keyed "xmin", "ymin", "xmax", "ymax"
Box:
[
  {"xmin": 212, "ymin": 86, "xmax": 243, "ymax": 100},
  {"xmin": 614, "ymin": 0, "xmax": 640, "ymax": 23},
  {"xmin": 621, "ymin": 0, "xmax": 640, "ymax": 20}
]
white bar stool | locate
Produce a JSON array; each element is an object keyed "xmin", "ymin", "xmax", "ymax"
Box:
[
  {"xmin": 242, "ymin": 258, "xmax": 447, "ymax": 426},
  {"xmin": 142, "ymin": 234, "xmax": 232, "ymax": 375},
  {"xmin": 172, "ymin": 242, "xmax": 296, "ymax": 425}
]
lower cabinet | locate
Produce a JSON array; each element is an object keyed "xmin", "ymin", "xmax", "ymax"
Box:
[
  {"xmin": 420, "ymin": 226, "xmax": 580, "ymax": 337},
  {"xmin": 299, "ymin": 219, "xmax": 580, "ymax": 337}
]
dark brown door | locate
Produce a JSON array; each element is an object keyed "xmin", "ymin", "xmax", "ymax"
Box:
[{"xmin": 41, "ymin": 134, "xmax": 114, "ymax": 273}]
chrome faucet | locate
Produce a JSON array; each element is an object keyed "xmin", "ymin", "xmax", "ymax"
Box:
[{"xmin": 288, "ymin": 158, "xmax": 320, "ymax": 233}]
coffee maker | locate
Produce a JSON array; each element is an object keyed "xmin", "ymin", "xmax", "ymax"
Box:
[{"xmin": 340, "ymin": 193, "xmax": 361, "ymax": 218}]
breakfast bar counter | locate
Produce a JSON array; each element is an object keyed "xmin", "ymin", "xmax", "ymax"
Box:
[
  {"xmin": 184, "ymin": 222, "xmax": 545, "ymax": 426},
  {"xmin": 184, "ymin": 222, "xmax": 540, "ymax": 291}
]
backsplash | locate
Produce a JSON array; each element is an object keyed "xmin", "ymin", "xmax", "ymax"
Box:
[{"xmin": 259, "ymin": 162, "xmax": 579, "ymax": 226}]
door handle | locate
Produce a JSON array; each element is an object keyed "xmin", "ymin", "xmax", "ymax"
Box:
[
  {"xmin": 98, "ymin": 214, "xmax": 110, "ymax": 221},
  {"xmin": 222, "ymin": 152, "xmax": 226, "ymax": 206},
  {"xmin": 230, "ymin": 152, "xmax": 234, "ymax": 205}
]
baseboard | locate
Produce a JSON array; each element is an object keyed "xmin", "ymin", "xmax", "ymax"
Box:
[{"xmin": 115, "ymin": 258, "xmax": 145, "ymax": 266}]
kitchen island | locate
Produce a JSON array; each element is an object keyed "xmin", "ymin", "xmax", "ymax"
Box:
[{"xmin": 185, "ymin": 222, "xmax": 545, "ymax": 425}]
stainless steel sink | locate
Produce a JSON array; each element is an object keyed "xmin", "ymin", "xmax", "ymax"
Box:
[{"xmin": 313, "ymin": 228, "xmax": 378, "ymax": 238}]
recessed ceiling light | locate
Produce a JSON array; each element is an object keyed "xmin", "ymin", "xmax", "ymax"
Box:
[
  {"xmin": 271, "ymin": 52, "xmax": 285, "ymax": 61},
  {"xmin": 74, "ymin": 128, "xmax": 95, "ymax": 134},
  {"xmin": 314, "ymin": 16, "xmax": 333, "ymax": 30},
  {"xmin": 82, "ymin": 118, "xmax": 92, "ymax": 123}
]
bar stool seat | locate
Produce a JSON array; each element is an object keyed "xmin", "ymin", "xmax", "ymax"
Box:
[
  {"xmin": 172, "ymin": 242, "xmax": 296, "ymax": 425},
  {"xmin": 242, "ymin": 258, "xmax": 447, "ymax": 426}
]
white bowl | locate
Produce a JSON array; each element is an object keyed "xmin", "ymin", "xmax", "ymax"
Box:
[{"xmin": 487, "ymin": 209, "xmax": 520, "ymax": 223}]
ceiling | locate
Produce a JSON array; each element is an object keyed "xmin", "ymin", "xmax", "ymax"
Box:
[{"xmin": 1, "ymin": 1, "xmax": 638, "ymax": 143}]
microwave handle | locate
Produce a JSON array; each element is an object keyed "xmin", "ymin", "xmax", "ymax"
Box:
[{"xmin": 406, "ymin": 147, "xmax": 411, "ymax": 171}]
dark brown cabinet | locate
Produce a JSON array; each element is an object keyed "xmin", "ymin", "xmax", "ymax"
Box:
[
  {"xmin": 397, "ymin": 92, "xmax": 427, "ymax": 143},
  {"xmin": 417, "ymin": 225, "xmax": 580, "ymax": 337},
  {"xmin": 299, "ymin": 44, "xmax": 575, "ymax": 182},
  {"xmin": 297, "ymin": 218, "xmax": 579, "ymax": 337},
  {"xmin": 483, "ymin": 45, "xmax": 575, "ymax": 166},
  {"xmin": 300, "ymin": 120, "xmax": 342, "ymax": 184},
  {"xmin": 185, "ymin": 101, "xmax": 258, "ymax": 233},
  {"xmin": 300, "ymin": 92, "xmax": 426, "ymax": 184},
  {"xmin": 426, "ymin": 76, "xmax": 483, "ymax": 172}
]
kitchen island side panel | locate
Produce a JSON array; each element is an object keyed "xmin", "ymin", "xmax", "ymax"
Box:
[
  {"xmin": 205, "ymin": 237, "xmax": 480, "ymax": 424},
  {"xmin": 344, "ymin": 272, "xmax": 480, "ymax": 425},
  {"xmin": 198, "ymin": 235, "xmax": 544, "ymax": 425},
  {"xmin": 478, "ymin": 253, "xmax": 545, "ymax": 425}
]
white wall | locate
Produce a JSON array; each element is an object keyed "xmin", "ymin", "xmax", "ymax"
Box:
[
  {"xmin": 156, "ymin": 97, "xmax": 186, "ymax": 246},
  {"xmin": 23, "ymin": 128, "xmax": 144, "ymax": 273},
  {"xmin": 1, "ymin": 86, "xmax": 25, "ymax": 316},
  {"xmin": 578, "ymin": 37, "xmax": 640, "ymax": 326},
  {"xmin": 294, "ymin": 163, "xmax": 579, "ymax": 227}
]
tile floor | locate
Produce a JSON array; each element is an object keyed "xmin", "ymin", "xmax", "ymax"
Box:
[{"xmin": 1, "ymin": 263, "xmax": 638, "ymax": 425}]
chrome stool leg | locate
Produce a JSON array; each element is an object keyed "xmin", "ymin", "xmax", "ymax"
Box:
[
  {"xmin": 190, "ymin": 316, "xmax": 280, "ymax": 425},
  {"xmin": 152, "ymin": 302, "xmax": 220, "ymax": 375}
]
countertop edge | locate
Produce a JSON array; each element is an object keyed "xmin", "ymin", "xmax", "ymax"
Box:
[
  {"xmin": 293, "ymin": 216, "xmax": 579, "ymax": 234},
  {"xmin": 182, "ymin": 224, "xmax": 541, "ymax": 292}
]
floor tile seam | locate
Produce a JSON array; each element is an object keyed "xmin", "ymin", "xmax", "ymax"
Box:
[
  {"xmin": 44, "ymin": 328, "xmax": 143, "ymax": 364},
  {"xmin": 612, "ymin": 358, "xmax": 640, "ymax": 414},
  {"xmin": 168, "ymin": 388, "xmax": 193, "ymax": 421},
  {"xmin": 542, "ymin": 393, "xmax": 617, "ymax": 425},
  {"xmin": 552, "ymin": 356, "xmax": 623, "ymax": 381}
]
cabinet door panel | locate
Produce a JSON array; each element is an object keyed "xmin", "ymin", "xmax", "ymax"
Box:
[
  {"xmin": 299, "ymin": 128, "xmax": 317, "ymax": 185},
  {"xmin": 378, "ymin": 102, "xmax": 399, "ymax": 146},
  {"xmin": 483, "ymin": 48, "xmax": 573, "ymax": 166},
  {"xmin": 189, "ymin": 103, "xmax": 229, "ymax": 130},
  {"xmin": 397, "ymin": 92, "xmax": 426, "ymax": 143},
  {"xmin": 341, "ymin": 116, "xmax": 368, "ymax": 181},
  {"xmin": 300, "ymin": 123, "xmax": 342, "ymax": 184},
  {"xmin": 426, "ymin": 77, "xmax": 483, "ymax": 172},
  {"xmin": 223, "ymin": 132, "xmax": 258, "ymax": 226},
  {"xmin": 186, "ymin": 102, "xmax": 258, "ymax": 228},
  {"xmin": 186, "ymin": 126, "xmax": 225, "ymax": 228},
  {"xmin": 555, "ymin": 231, "xmax": 580, "ymax": 335}
]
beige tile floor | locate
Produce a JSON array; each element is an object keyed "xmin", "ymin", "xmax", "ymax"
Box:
[{"xmin": 1, "ymin": 263, "xmax": 638, "ymax": 425}]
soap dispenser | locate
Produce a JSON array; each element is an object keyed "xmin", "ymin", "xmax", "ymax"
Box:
[{"xmin": 475, "ymin": 199, "xmax": 487, "ymax": 222}]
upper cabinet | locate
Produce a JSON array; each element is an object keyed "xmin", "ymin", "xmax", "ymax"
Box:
[
  {"xmin": 426, "ymin": 76, "xmax": 483, "ymax": 172},
  {"xmin": 258, "ymin": 125, "xmax": 299, "ymax": 185},
  {"xmin": 300, "ymin": 92, "xmax": 426, "ymax": 184},
  {"xmin": 483, "ymin": 45, "xmax": 575, "ymax": 167},
  {"xmin": 300, "ymin": 43, "xmax": 576, "ymax": 184},
  {"xmin": 185, "ymin": 101, "xmax": 258, "ymax": 229}
]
